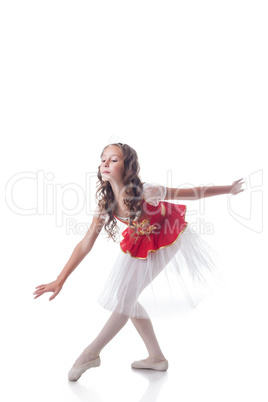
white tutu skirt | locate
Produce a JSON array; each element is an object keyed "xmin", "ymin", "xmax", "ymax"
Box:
[{"xmin": 98, "ymin": 226, "xmax": 222, "ymax": 319}]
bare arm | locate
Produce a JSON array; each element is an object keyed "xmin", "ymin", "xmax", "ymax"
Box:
[
  {"xmin": 165, "ymin": 178, "xmax": 244, "ymax": 200},
  {"xmin": 33, "ymin": 216, "xmax": 105, "ymax": 300},
  {"xmin": 56, "ymin": 217, "xmax": 104, "ymax": 284}
]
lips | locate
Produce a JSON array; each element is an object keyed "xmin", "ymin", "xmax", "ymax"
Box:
[{"xmin": 102, "ymin": 171, "xmax": 110, "ymax": 174}]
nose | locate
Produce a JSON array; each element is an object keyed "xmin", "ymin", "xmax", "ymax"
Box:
[{"xmin": 104, "ymin": 159, "xmax": 110, "ymax": 167}]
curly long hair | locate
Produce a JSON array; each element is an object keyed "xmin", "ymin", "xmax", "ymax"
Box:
[{"xmin": 96, "ymin": 143, "xmax": 144, "ymax": 241}]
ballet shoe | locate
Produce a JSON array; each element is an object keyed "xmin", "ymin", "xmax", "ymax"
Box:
[
  {"xmin": 131, "ymin": 358, "xmax": 168, "ymax": 371},
  {"xmin": 68, "ymin": 355, "xmax": 100, "ymax": 381}
]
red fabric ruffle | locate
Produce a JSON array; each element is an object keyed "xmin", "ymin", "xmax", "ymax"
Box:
[{"xmin": 115, "ymin": 200, "xmax": 188, "ymax": 259}]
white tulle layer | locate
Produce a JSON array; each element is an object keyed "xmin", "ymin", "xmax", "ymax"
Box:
[{"xmin": 97, "ymin": 226, "xmax": 222, "ymax": 318}]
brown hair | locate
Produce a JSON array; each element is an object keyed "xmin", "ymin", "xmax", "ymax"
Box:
[{"xmin": 96, "ymin": 143, "xmax": 144, "ymax": 241}]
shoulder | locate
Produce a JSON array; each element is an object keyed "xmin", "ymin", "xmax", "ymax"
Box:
[{"xmin": 142, "ymin": 182, "xmax": 167, "ymax": 206}]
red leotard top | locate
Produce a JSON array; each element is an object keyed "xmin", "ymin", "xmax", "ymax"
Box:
[{"xmin": 114, "ymin": 197, "xmax": 188, "ymax": 259}]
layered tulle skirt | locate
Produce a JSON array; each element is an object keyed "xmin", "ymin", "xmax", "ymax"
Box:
[{"xmin": 98, "ymin": 226, "xmax": 222, "ymax": 319}]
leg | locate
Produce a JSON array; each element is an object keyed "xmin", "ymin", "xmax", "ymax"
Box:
[
  {"xmin": 131, "ymin": 302, "xmax": 167, "ymax": 363},
  {"xmin": 74, "ymin": 311, "xmax": 129, "ymax": 366}
]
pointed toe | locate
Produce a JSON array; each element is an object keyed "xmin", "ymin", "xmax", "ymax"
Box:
[{"xmin": 68, "ymin": 356, "xmax": 101, "ymax": 381}]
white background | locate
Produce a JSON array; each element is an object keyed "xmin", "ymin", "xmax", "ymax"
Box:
[{"xmin": 1, "ymin": 1, "xmax": 267, "ymax": 401}]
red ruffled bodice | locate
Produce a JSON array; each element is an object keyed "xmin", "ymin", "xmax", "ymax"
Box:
[{"xmin": 114, "ymin": 199, "xmax": 188, "ymax": 259}]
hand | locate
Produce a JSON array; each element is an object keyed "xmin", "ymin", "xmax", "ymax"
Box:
[
  {"xmin": 33, "ymin": 279, "xmax": 63, "ymax": 301},
  {"xmin": 229, "ymin": 178, "xmax": 245, "ymax": 195}
]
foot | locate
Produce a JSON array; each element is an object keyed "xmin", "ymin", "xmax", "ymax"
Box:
[
  {"xmin": 142, "ymin": 356, "xmax": 167, "ymax": 364},
  {"xmin": 68, "ymin": 351, "xmax": 100, "ymax": 381},
  {"xmin": 74, "ymin": 351, "xmax": 98, "ymax": 367},
  {"xmin": 131, "ymin": 355, "xmax": 168, "ymax": 371}
]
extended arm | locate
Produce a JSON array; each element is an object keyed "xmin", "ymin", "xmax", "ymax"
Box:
[
  {"xmin": 33, "ymin": 216, "xmax": 105, "ymax": 300},
  {"xmin": 165, "ymin": 178, "xmax": 244, "ymax": 200},
  {"xmin": 56, "ymin": 217, "xmax": 104, "ymax": 284}
]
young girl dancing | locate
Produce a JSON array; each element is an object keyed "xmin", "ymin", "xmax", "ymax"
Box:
[{"xmin": 33, "ymin": 143, "xmax": 244, "ymax": 381}]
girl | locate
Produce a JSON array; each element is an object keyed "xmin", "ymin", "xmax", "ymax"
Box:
[{"xmin": 33, "ymin": 143, "xmax": 244, "ymax": 381}]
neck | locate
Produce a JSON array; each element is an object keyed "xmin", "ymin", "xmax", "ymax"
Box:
[{"xmin": 109, "ymin": 180, "xmax": 126, "ymax": 203}]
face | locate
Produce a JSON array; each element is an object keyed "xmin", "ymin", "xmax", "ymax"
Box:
[{"xmin": 100, "ymin": 145, "xmax": 125, "ymax": 184}]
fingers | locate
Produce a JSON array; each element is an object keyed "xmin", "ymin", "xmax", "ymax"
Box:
[
  {"xmin": 49, "ymin": 292, "xmax": 57, "ymax": 301},
  {"xmin": 233, "ymin": 178, "xmax": 244, "ymax": 185},
  {"xmin": 34, "ymin": 286, "xmax": 47, "ymax": 297},
  {"xmin": 33, "ymin": 285, "xmax": 49, "ymax": 298},
  {"xmin": 49, "ymin": 291, "xmax": 55, "ymax": 301},
  {"xmin": 233, "ymin": 190, "xmax": 243, "ymax": 195},
  {"xmin": 34, "ymin": 283, "xmax": 60, "ymax": 301},
  {"xmin": 232, "ymin": 187, "xmax": 245, "ymax": 195},
  {"xmin": 34, "ymin": 293, "xmax": 43, "ymax": 299},
  {"xmin": 33, "ymin": 290, "xmax": 45, "ymax": 298},
  {"xmin": 49, "ymin": 288, "xmax": 60, "ymax": 301},
  {"xmin": 231, "ymin": 178, "xmax": 245, "ymax": 195}
]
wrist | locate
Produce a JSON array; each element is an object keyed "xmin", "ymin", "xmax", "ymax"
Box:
[
  {"xmin": 226, "ymin": 185, "xmax": 232, "ymax": 194},
  {"xmin": 57, "ymin": 275, "xmax": 66, "ymax": 286},
  {"xmin": 218, "ymin": 185, "xmax": 232, "ymax": 196}
]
